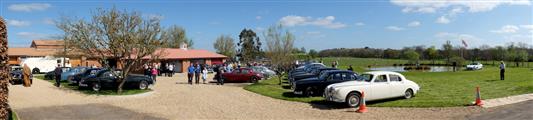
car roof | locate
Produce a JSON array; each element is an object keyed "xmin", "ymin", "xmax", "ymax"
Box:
[
  {"xmin": 324, "ymin": 70, "xmax": 354, "ymax": 74},
  {"xmin": 364, "ymin": 71, "xmax": 401, "ymax": 75}
]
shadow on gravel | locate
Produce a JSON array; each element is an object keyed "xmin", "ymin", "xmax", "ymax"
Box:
[{"xmin": 17, "ymin": 103, "xmax": 167, "ymax": 120}]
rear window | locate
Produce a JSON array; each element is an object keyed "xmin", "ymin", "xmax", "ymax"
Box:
[
  {"xmin": 390, "ymin": 74, "xmax": 402, "ymax": 82},
  {"xmin": 357, "ymin": 74, "xmax": 373, "ymax": 82}
]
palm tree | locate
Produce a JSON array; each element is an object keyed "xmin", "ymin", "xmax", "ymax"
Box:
[{"xmin": 0, "ymin": 17, "xmax": 11, "ymax": 119}]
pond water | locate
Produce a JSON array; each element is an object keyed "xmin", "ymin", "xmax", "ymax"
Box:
[{"xmin": 368, "ymin": 66, "xmax": 455, "ymax": 72}]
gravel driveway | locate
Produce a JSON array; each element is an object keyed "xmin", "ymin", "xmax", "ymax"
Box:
[{"xmin": 9, "ymin": 74, "xmax": 489, "ymax": 120}]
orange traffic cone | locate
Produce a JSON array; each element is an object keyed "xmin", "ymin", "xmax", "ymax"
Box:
[
  {"xmin": 474, "ymin": 86, "xmax": 484, "ymax": 106},
  {"xmin": 356, "ymin": 91, "xmax": 368, "ymax": 113}
]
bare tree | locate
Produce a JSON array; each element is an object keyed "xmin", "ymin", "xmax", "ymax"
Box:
[
  {"xmin": 0, "ymin": 17, "xmax": 11, "ymax": 120},
  {"xmin": 264, "ymin": 24, "xmax": 295, "ymax": 85},
  {"xmin": 161, "ymin": 25, "xmax": 193, "ymax": 48},
  {"xmin": 213, "ymin": 35, "xmax": 236, "ymax": 60},
  {"xmin": 57, "ymin": 7, "xmax": 165, "ymax": 93}
]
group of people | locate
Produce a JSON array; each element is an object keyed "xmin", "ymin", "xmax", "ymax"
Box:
[
  {"xmin": 187, "ymin": 63, "xmax": 208, "ymax": 84},
  {"xmin": 143, "ymin": 63, "xmax": 176, "ymax": 83}
]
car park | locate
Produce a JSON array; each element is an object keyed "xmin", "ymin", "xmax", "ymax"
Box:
[
  {"xmin": 290, "ymin": 63, "xmax": 326, "ymax": 75},
  {"xmin": 79, "ymin": 69, "xmax": 153, "ymax": 91},
  {"xmin": 251, "ymin": 66, "xmax": 276, "ymax": 79},
  {"xmin": 292, "ymin": 70, "xmax": 358, "ymax": 96},
  {"xmin": 221, "ymin": 68, "xmax": 263, "ymax": 83},
  {"xmin": 289, "ymin": 66, "xmax": 325, "ymax": 79},
  {"xmin": 324, "ymin": 71, "xmax": 420, "ymax": 107},
  {"xmin": 466, "ymin": 62, "xmax": 483, "ymax": 70}
]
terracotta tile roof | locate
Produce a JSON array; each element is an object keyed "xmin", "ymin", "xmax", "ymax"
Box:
[
  {"xmin": 8, "ymin": 48, "xmax": 60, "ymax": 56},
  {"xmin": 144, "ymin": 48, "xmax": 227, "ymax": 59},
  {"xmin": 31, "ymin": 40, "xmax": 64, "ymax": 46}
]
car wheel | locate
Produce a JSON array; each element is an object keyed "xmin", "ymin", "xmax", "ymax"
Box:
[
  {"xmin": 92, "ymin": 83, "xmax": 101, "ymax": 92},
  {"xmin": 345, "ymin": 92, "xmax": 361, "ymax": 107},
  {"xmin": 139, "ymin": 80, "xmax": 148, "ymax": 90},
  {"xmin": 304, "ymin": 87, "xmax": 314, "ymax": 97},
  {"xmin": 250, "ymin": 77, "xmax": 258, "ymax": 83},
  {"xmin": 404, "ymin": 89, "xmax": 414, "ymax": 99},
  {"xmin": 32, "ymin": 68, "xmax": 40, "ymax": 74}
]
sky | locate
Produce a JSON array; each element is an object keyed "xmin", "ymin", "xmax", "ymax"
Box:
[{"xmin": 1, "ymin": 0, "xmax": 532, "ymax": 51}]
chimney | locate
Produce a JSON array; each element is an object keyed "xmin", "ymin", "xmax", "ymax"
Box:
[{"xmin": 180, "ymin": 43, "xmax": 188, "ymax": 50}]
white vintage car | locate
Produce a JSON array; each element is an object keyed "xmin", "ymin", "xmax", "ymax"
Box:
[
  {"xmin": 466, "ymin": 62, "xmax": 483, "ymax": 70},
  {"xmin": 323, "ymin": 71, "xmax": 420, "ymax": 107}
]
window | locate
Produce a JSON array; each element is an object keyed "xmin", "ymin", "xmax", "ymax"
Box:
[
  {"xmin": 241, "ymin": 69, "xmax": 250, "ymax": 74},
  {"xmin": 374, "ymin": 75, "xmax": 388, "ymax": 83},
  {"xmin": 357, "ymin": 74, "xmax": 373, "ymax": 82},
  {"xmin": 390, "ymin": 74, "xmax": 402, "ymax": 82},
  {"xmin": 332, "ymin": 73, "xmax": 342, "ymax": 80}
]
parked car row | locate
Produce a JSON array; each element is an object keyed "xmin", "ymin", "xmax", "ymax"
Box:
[
  {"xmin": 42, "ymin": 66, "xmax": 154, "ymax": 92},
  {"xmin": 289, "ymin": 62, "xmax": 421, "ymax": 107},
  {"xmin": 9, "ymin": 65, "xmax": 32, "ymax": 85}
]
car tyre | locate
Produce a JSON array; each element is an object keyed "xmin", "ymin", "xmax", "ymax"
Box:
[
  {"xmin": 32, "ymin": 68, "xmax": 40, "ymax": 74},
  {"xmin": 404, "ymin": 89, "xmax": 414, "ymax": 99},
  {"xmin": 92, "ymin": 83, "xmax": 101, "ymax": 92},
  {"xmin": 304, "ymin": 87, "xmax": 314, "ymax": 97},
  {"xmin": 250, "ymin": 77, "xmax": 258, "ymax": 83},
  {"xmin": 139, "ymin": 80, "xmax": 149, "ymax": 90},
  {"xmin": 345, "ymin": 92, "xmax": 361, "ymax": 107}
]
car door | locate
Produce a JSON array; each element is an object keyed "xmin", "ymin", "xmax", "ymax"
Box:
[
  {"xmin": 227, "ymin": 69, "xmax": 240, "ymax": 81},
  {"xmin": 99, "ymin": 71, "xmax": 116, "ymax": 87},
  {"xmin": 323, "ymin": 73, "xmax": 342, "ymax": 89},
  {"xmin": 369, "ymin": 74, "xmax": 391, "ymax": 100},
  {"xmin": 240, "ymin": 69, "xmax": 251, "ymax": 81},
  {"xmin": 388, "ymin": 74, "xmax": 406, "ymax": 97}
]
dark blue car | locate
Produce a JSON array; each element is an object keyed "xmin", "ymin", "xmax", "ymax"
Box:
[
  {"xmin": 79, "ymin": 69, "xmax": 154, "ymax": 91},
  {"xmin": 292, "ymin": 70, "xmax": 358, "ymax": 97}
]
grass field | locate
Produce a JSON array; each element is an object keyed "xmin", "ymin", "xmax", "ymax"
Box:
[
  {"xmin": 34, "ymin": 74, "xmax": 150, "ymax": 95},
  {"xmin": 244, "ymin": 57, "xmax": 533, "ymax": 107}
]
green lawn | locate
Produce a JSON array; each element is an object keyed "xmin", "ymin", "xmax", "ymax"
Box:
[
  {"xmin": 10, "ymin": 111, "xmax": 17, "ymax": 120},
  {"xmin": 34, "ymin": 74, "xmax": 151, "ymax": 95},
  {"xmin": 244, "ymin": 57, "xmax": 533, "ymax": 107}
]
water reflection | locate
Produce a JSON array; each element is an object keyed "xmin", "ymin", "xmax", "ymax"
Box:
[{"xmin": 368, "ymin": 66, "xmax": 455, "ymax": 72}]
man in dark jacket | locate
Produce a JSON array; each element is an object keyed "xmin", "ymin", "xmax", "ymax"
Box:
[
  {"xmin": 54, "ymin": 64, "xmax": 62, "ymax": 87},
  {"xmin": 194, "ymin": 64, "xmax": 201, "ymax": 84}
]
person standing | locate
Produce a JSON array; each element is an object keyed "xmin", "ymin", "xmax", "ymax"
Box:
[
  {"xmin": 168, "ymin": 64, "xmax": 174, "ymax": 77},
  {"xmin": 54, "ymin": 64, "xmax": 62, "ymax": 87},
  {"xmin": 194, "ymin": 64, "xmax": 201, "ymax": 84},
  {"xmin": 500, "ymin": 61, "xmax": 505, "ymax": 80},
  {"xmin": 347, "ymin": 65, "xmax": 353, "ymax": 72},
  {"xmin": 151, "ymin": 67, "xmax": 158, "ymax": 83},
  {"xmin": 218, "ymin": 65, "xmax": 225, "ymax": 85},
  {"xmin": 202, "ymin": 66, "xmax": 208, "ymax": 84},
  {"xmin": 22, "ymin": 64, "xmax": 31, "ymax": 87},
  {"xmin": 187, "ymin": 63, "xmax": 195, "ymax": 85}
]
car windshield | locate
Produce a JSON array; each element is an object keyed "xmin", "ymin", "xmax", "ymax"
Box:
[
  {"xmin": 319, "ymin": 72, "xmax": 329, "ymax": 79},
  {"xmin": 470, "ymin": 63, "xmax": 479, "ymax": 65},
  {"xmin": 357, "ymin": 74, "xmax": 373, "ymax": 82}
]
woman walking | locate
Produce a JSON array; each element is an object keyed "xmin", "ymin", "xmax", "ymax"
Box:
[
  {"xmin": 151, "ymin": 67, "xmax": 158, "ymax": 83},
  {"xmin": 202, "ymin": 66, "xmax": 208, "ymax": 84}
]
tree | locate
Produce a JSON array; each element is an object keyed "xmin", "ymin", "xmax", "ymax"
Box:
[
  {"xmin": 161, "ymin": 25, "xmax": 193, "ymax": 48},
  {"xmin": 442, "ymin": 40, "xmax": 453, "ymax": 64},
  {"xmin": 0, "ymin": 17, "xmax": 11, "ymax": 120},
  {"xmin": 57, "ymin": 7, "xmax": 165, "ymax": 93},
  {"xmin": 263, "ymin": 25, "xmax": 295, "ymax": 85},
  {"xmin": 402, "ymin": 49, "xmax": 420, "ymax": 64},
  {"xmin": 300, "ymin": 47, "xmax": 306, "ymax": 54},
  {"xmin": 515, "ymin": 50, "xmax": 528, "ymax": 67},
  {"xmin": 213, "ymin": 35, "xmax": 236, "ymax": 59},
  {"xmin": 425, "ymin": 46, "xmax": 438, "ymax": 64},
  {"xmin": 237, "ymin": 29, "xmax": 262, "ymax": 62},
  {"xmin": 383, "ymin": 48, "xmax": 401, "ymax": 59},
  {"xmin": 308, "ymin": 49, "xmax": 318, "ymax": 58}
]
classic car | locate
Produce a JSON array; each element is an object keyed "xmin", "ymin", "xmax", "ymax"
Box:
[
  {"xmin": 9, "ymin": 66, "xmax": 32, "ymax": 85},
  {"xmin": 292, "ymin": 70, "xmax": 358, "ymax": 97},
  {"xmin": 289, "ymin": 67, "xmax": 338, "ymax": 85},
  {"xmin": 251, "ymin": 66, "xmax": 276, "ymax": 79},
  {"xmin": 79, "ymin": 69, "xmax": 153, "ymax": 91},
  {"xmin": 61, "ymin": 67, "xmax": 89, "ymax": 81},
  {"xmin": 221, "ymin": 68, "xmax": 263, "ymax": 83},
  {"xmin": 44, "ymin": 67, "xmax": 71, "ymax": 80},
  {"xmin": 324, "ymin": 71, "xmax": 420, "ymax": 107},
  {"xmin": 68, "ymin": 68, "xmax": 101, "ymax": 84},
  {"xmin": 290, "ymin": 63, "xmax": 325, "ymax": 74},
  {"xmin": 289, "ymin": 66, "xmax": 325, "ymax": 79},
  {"xmin": 466, "ymin": 62, "xmax": 483, "ymax": 70}
]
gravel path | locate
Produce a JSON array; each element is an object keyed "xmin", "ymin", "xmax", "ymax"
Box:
[{"xmin": 9, "ymin": 74, "xmax": 488, "ymax": 120}]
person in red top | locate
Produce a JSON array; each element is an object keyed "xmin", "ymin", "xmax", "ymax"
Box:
[{"xmin": 151, "ymin": 66, "xmax": 158, "ymax": 83}]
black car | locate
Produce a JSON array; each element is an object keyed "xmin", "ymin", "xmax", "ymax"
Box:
[
  {"xmin": 289, "ymin": 68, "xmax": 338, "ymax": 84},
  {"xmin": 44, "ymin": 67, "xmax": 71, "ymax": 80},
  {"xmin": 292, "ymin": 70, "xmax": 358, "ymax": 97},
  {"xmin": 79, "ymin": 69, "xmax": 154, "ymax": 91},
  {"xmin": 289, "ymin": 66, "xmax": 325, "ymax": 78},
  {"xmin": 9, "ymin": 66, "xmax": 32, "ymax": 85},
  {"xmin": 68, "ymin": 68, "xmax": 102, "ymax": 85},
  {"xmin": 290, "ymin": 63, "xmax": 325, "ymax": 74}
]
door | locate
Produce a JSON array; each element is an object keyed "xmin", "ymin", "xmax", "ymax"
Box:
[
  {"xmin": 388, "ymin": 74, "xmax": 406, "ymax": 97},
  {"xmin": 240, "ymin": 69, "xmax": 252, "ymax": 81},
  {"xmin": 369, "ymin": 74, "xmax": 391, "ymax": 100}
]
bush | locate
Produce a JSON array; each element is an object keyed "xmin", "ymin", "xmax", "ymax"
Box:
[{"xmin": 449, "ymin": 56, "xmax": 466, "ymax": 66}]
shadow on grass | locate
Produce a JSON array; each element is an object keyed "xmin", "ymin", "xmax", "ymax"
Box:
[
  {"xmin": 484, "ymin": 79, "xmax": 500, "ymax": 82},
  {"xmin": 281, "ymin": 85, "xmax": 292, "ymax": 89}
]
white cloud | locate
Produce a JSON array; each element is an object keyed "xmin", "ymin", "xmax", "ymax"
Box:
[
  {"xmin": 408, "ymin": 21, "xmax": 421, "ymax": 27},
  {"xmin": 43, "ymin": 18, "xmax": 55, "ymax": 25},
  {"xmin": 256, "ymin": 16, "xmax": 262, "ymax": 20},
  {"xmin": 8, "ymin": 3, "xmax": 51, "ymax": 12},
  {"xmin": 355, "ymin": 22, "xmax": 365, "ymax": 26},
  {"xmin": 436, "ymin": 16, "xmax": 450, "ymax": 24},
  {"xmin": 491, "ymin": 25, "xmax": 520, "ymax": 33},
  {"xmin": 17, "ymin": 32, "xmax": 53, "ymax": 40},
  {"xmin": 391, "ymin": 0, "xmax": 530, "ymax": 13},
  {"xmin": 7, "ymin": 19, "xmax": 31, "ymax": 27},
  {"xmin": 386, "ymin": 26, "xmax": 405, "ymax": 31},
  {"xmin": 279, "ymin": 15, "xmax": 347, "ymax": 29}
]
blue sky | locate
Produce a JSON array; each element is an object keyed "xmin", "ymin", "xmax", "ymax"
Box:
[{"xmin": 1, "ymin": 0, "xmax": 532, "ymax": 51}]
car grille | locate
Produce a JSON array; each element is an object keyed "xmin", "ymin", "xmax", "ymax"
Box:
[{"xmin": 10, "ymin": 74, "xmax": 21, "ymax": 79}]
